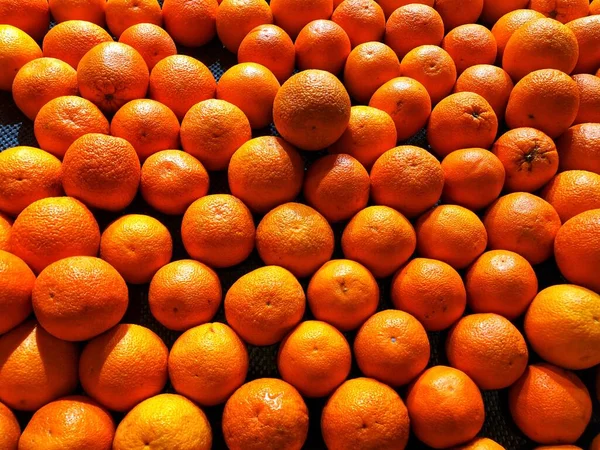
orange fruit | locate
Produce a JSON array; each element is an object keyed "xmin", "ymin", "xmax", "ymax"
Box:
[
  {"xmin": 534, "ymin": 447, "xmax": 584, "ymax": 450},
  {"xmin": 491, "ymin": 9, "xmax": 546, "ymax": 61},
  {"xmin": 10, "ymin": 197, "xmax": 100, "ymax": 274},
  {"xmin": 465, "ymin": 250, "xmax": 538, "ymax": 320},
  {"xmin": 224, "ymin": 266, "xmax": 305, "ymax": 346},
  {"xmin": 354, "ymin": 309, "xmax": 430, "ymax": 386},
  {"xmin": 270, "ymin": 0, "xmax": 333, "ymax": 38},
  {"xmin": 399, "ymin": 45, "xmax": 457, "ymax": 105},
  {"xmin": 434, "ymin": 0, "xmax": 484, "ymax": 30},
  {"xmin": 111, "ymin": 99, "xmax": 180, "ymax": 160},
  {"xmin": 62, "ymin": 133, "xmax": 141, "ymax": 212},
  {"xmin": 0, "ymin": 25, "xmax": 42, "ymax": 92},
  {"xmin": 0, "ymin": 321, "xmax": 78, "ymax": 411},
  {"xmin": 407, "ymin": 366, "xmax": 485, "ymax": 448},
  {"xmin": 278, "ymin": 320, "xmax": 351, "ymax": 397},
  {"xmin": 181, "ymin": 99, "xmax": 252, "ymax": 171},
  {"xmin": 441, "ymin": 148, "xmax": 506, "ymax": 211},
  {"xmin": 0, "ymin": 146, "xmax": 63, "ymax": 217},
  {"xmin": 238, "ymin": 24, "xmax": 295, "ymax": 83},
  {"xmin": 34, "ymin": 96, "xmax": 109, "ymax": 159},
  {"xmin": 483, "ymin": 192, "xmax": 561, "ymax": 264},
  {"xmin": 169, "ymin": 322, "xmax": 248, "ymax": 405},
  {"xmin": 384, "ymin": 4, "xmax": 444, "ymax": 59},
  {"xmin": 392, "ymin": 258, "xmax": 466, "ymax": 331},
  {"xmin": 18, "ymin": 395, "xmax": 115, "ymax": 450},
  {"xmin": 343, "ymin": 41, "xmax": 401, "ymax": 104},
  {"xmin": 566, "ymin": 16, "xmax": 600, "ymax": 74},
  {"xmin": 442, "ymin": 24, "xmax": 497, "ymax": 74},
  {"xmin": 0, "ymin": 0, "xmax": 49, "ymax": 41},
  {"xmin": 322, "ymin": 377, "xmax": 410, "ymax": 450},
  {"xmin": 0, "ymin": 401, "xmax": 19, "ymax": 450},
  {"xmin": 594, "ymin": 437, "xmax": 600, "ymax": 450},
  {"xmin": 78, "ymin": 42, "xmax": 149, "ymax": 114},
  {"xmin": 541, "ymin": 170, "xmax": 600, "ymax": 222},
  {"xmin": 592, "ymin": 0, "xmax": 600, "ymax": 13},
  {"xmin": 509, "ymin": 364, "xmax": 592, "ymax": 444},
  {"xmin": 181, "ymin": 194, "xmax": 255, "ymax": 268},
  {"xmin": 80, "ymin": 324, "xmax": 168, "ymax": 412},
  {"xmin": 228, "ymin": 136, "xmax": 304, "ymax": 213},
  {"xmin": 480, "ymin": 0, "xmax": 528, "ymax": 24},
  {"xmin": 118, "ymin": 23, "xmax": 177, "ymax": 71},
  {"xmin": 557, "ymin": 123, "xmax": 600, "ymax": 174},
  {"xmin": 216, "ymin": 0, "xmax": 273, "ymax": 53},
  {"xmin": 572, "ymin": 74, "xmax": 600, "ymax": 125},
  {"xmin": 446, "ymin": 313, "xmax": 529, "ymax": 390},
  {"xmin": 223, "ymin": 378, "xmax": 308, "ymax": 450},
  {"xmin": 303, "ymin": 153, "xmax": 370, "ymax": 223},
  {"xmin": 216, "ymin": 62, "xmax": 280, "ymax": 129},
  {"xmin": 100, "ymin": 214, "xmax": 173, "ymax": 284},
  {"xmin": 48, "ymin": 0, "xmax": 107, "ymax": 26},
  {"xmin": 256, "ymin": 202, "xmax": 334, "ymax": 277},
  {"xmin": 295, "ymin": 20, "xmax": 350, "ymax": 74},
  {"xmin": 162, "ymin": 0, "xmax": 218, "ymax": 47},
  {"xmin": 331, "ymin": 0, "xmax": 385, "ymax": 48},
  {"xmin": 306, "ymin": 259, "xmax": 379, "ymax": 331},
  {"xmin": 0, "ymin": 214, "xmax": 11, "ymax": 252},
  {"xmin": 0, "ymin": 250, "xmax": 35, "ymax": 335},
  {"xmin": 328, "ymin": 105, "xmax": 397, "ymax": 169},
  {"xmin": 105, "ymin": 0, "xmax": 162, "ymax": 38},
  {"xmin": 149, "ymin": 54, "xmax": 216, "ymax": 121},
  {"xmin": 427, "ymin": 91, "xmax": 498, "ymax": 157},
  {"xmin": 375, "ymin": 0, "xmax": 434, "ymax": 18},
  {"xmin": 528, "ymin": 0, "xmax": 589, "ymax": 23},
  {"xmin": 342, "ymin": 206, "xmax": 416, "ymax": 278},
  {"xmin": 456, "ymin": 438, "xmax": 506, "ymax": 450},
  {"xmin": 274, "ymin": 69, "xmax": 351, "ymax": 150},
  {"xmin": 370, "ymin": 145, "xmax": 443, "ymax": 218}
]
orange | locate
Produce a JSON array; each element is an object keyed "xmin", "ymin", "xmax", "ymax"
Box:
[
  {"xmin": 392, "ymin": 258, "xmax": 467, "ymax": 331},
  {"xmin": 465, "ymin": 250, "xmax": 538, "ymax": 320},
  {"xmin": 0, "ymin": 214, "xmax": 10, "ymax": 252},
  {"xmin": 80, "ymin": 324, "xmax": 168, "ymax": 412},
  {"xmin": 149, "ymin": 55, "xmax": 216, "ymax": 121},
  {"xmin": 216, "ymin": 62, "xmax": 280, "ymax": 129},
  {"xmin": 306, "ymin": 259, "xmax": 379, "ymax": 331},
  {"xmin": 434, "ymin": 0, "xmax": 484, "ymax": 30},
  {"xmin": 354, "ymin": 309, "xmax": 430, "ymax": 386},
  {"xmin": 228, "ymin": 136, "xmax": 304, "ymax": 213},
  {"xmin": 0, "ymin": 0, "xmax": 49, "ymax": 41},
  {"xmin": 542, "ymin": 170, "xmax": 600, "ymax": 222},
  {"xmin": 225, "ymin": 266, "xmax": 305, "ymax": 345},
  {"xmin": 343, "ymin": 42, "xmax": 401, "ymax": 104},
  {"xmin": 328, "ymin": 105, "xmax": 397, "ymax": 169},
  {"xmin": 480, "ymin": 0, "xmax": 528, "ymax": 24},
  {"xmin": 384, "ymin": 4, "xmax": 444, "ymax": 59},
  {"xmin": 0, "ymin": 146, "xmax": 63, "ymax": 217},
  {"xmin": 113, "ymin": 394, "xmax": 212, "ymax": 450},
  {"xmin": 0, "ymin": 250, "xmax": 35, "ymax": 335},
  {"xmin": 78, "ymin": 42, "xmax": 149, "ymax": 114},
  {"xmin": 169, "ymin": 323, "xmax": 248, "ymax": 405},
  {"xmin": 592, "ymin": 0, "xmax": 600, "ymax": 13},
  {"xmin": 181, "ymin": 99, "xmax": 252, "ymax": 171},
  {"xmin": 105, "ymin": 0, "xmax": 162, "ymax": 38},
  {"xmin": 441, "ymin": 148, "xmax": 505, "ymax": 211},
  {"xmin": 491, "ymin": 9, "xmax": 546, "ymax": 61},
  {"xmin": 118, "ymin": 23, "xmax": 177, "ymax": 70},
  {"xmin": 369, "ymin": 77, "xmax": 432, "ymax": 141},
  {"xmin": 456, "ymin": 438, "xmax": 507, "ymax": 450},
  {"xmin": 593, "ymin": 436, "xmax": 600, "ymax": 450},
  {"xmin": 181, "ymin": 194, "xmax": 255, "ymax": 268},
  {"xmin": 446, "ymin": 313, "xmax": 529, "ymax": 390},
  {"xmin": 18, "ymin": 396, "xmax": 115, "ymax": 450},
  {"xmin": 274, "ymin": 69, "xmax": 351, "ymax": 150},
  {"xmin": 376, "ymin": 0, "xmax": 434, "ymax": 18},
  {"xmin": 10, "ymin": 197, "xmax": 100, "ymax": 274},
  {"xmin": 62, "ymin": 133, "xmax": 141, "ymax": 212},
  {"xmin": 0, "ymin": 401, "xmax": 19, "ymax": 450},
  {"xmin": 557, "ymin": 123, "xmax": 600, "ymax": 174},
  {"xmin": 370, "ymin": 145, "xmax": 443, "ymax": 218},
  {"xmin": 48, "ymin": 0, "xmax": 107, "ymax": 26},
  {"xmin": 509, "ymin": 364, "xmax": 592, "ymax": 444},
  {"xmin": 535, "ymin": 447, "xmax": 584, "ymax": 450},
  {"xmin": 216, "ymin": 0, "xmax": 273, "ymax": 53},
  {"xmin": 566, "ymin": 16, "xmax": 600, "ymax": 74},
  {"xmin": 110, "ymin": 99, "xmax": 180, "ymax": 160},
  {"xmin": 442, "ymin": 24, "xmax": 497, "ymax": 74},
  {"xmin": 0, "ymin": 25, "xmax": 42, "ymax": 91},
  {"xmin": 223, "ymin": 378, "xmax": 308, "ymax": 450},
  {"xmin": 427, "ymin": 92, "xmax": 498, "ymax": 157},
  {"xmin": 407, "ymin": 366, "xmax": 485, "ymax": 448},
  {"xmin": 270, "ymin": 0, "xmax": 333, "ymax": 38},
  {"xmin": 34, "ymin": 96, "xmax": 109, "ymax": 159},
  {"xmin": 162, "ymin": 0, "xmax": 218, "ymax": 47},
  {"xmin": 303, "ymin": 153, "xmax": 370, "ymax": 223},
  {"xmin": 278, "ymin": 320, "xmax": 351, "ymax": 397},
  {"xmin": 100, "ymin": 214, "xmax": 173, "ymax": 284},
  {"xmin": 0, "ymin": 321, "xmax": 78, "ymax": 411},
  {"xmin": 238, "ymin": 24, "xmax": 295, "ymax": 82},
  {"xmin": 572, "ymin": 74, "xmax": 600, "ymax": 125},
  {"xmin": 483, "ymin": 192, "xmax": 561, "ymax": 264},
  {"xmin": 295, "ymin": 20, "xmax": 350, "ymax": 74},
  {"xmin": 256, "ymin": 202, "xmax": 334, "ymax": 278},
  {"xmin": 331, "ymin": 0, "xmax": 385, "ymax": 48},
  {"xmin": 529, "ymin": 0, "xmax": 589, "ymax": 23}
]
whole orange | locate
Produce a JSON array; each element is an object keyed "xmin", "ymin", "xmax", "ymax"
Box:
[
  {"xmin": 238, "ymin": 24, "xmax": 295, "ymax": 82},
  {"xmin": 491, "ymin": 9, "xmax": 545, "ymax": 61},
  {"xmin": 0, "ymin": 25, "xmax": 42, "ymax": 92},
  {"xmin": 0, "ymin": 0, "xmax": 49, "ymax": 41},
  {"xmin": 0, "ymin": 401, "xmax": 19, "ymax": 450},
  {"xmin": 541, "ymin": 170, "xmax": 600, "ymax": 222},
  {"xmin": 119, "ymin": 23, "xmax": 177, "ymax": 71},
  {"xmin": 105, "ymin": 0, "xmax": 162, "ymax": 38},
  {"xmin": 331, "ymin": 0, "xmax": 385, "ymax": 48},
  {"xmin": 455, "ymin": 65, "xmax": 513, "ymax": 121},
  {"xmin": 270, "ymin": 0, "xmax": 333, "ymax": 38},
  {"xmin": 295, "ymin": 20, "xmax": 351, "ymax": 74},
  {"xmin": 557, "ymin": 123, "xmax": 600, "ymax": 175},
  {"xmin": 442, "ymin": 24, "xmax": 497, "ymax": 74},
  {"xmin": 48, "ymin": 0, "xmax": 106, "ymax": 26},
  {"xmin": 529, "ymin": 0, "xmax": 589, "ymax": 23},
  {"xmin": 566, "ymin": 15, "xmax": 600, "ymax": 74},
  {"xmin": 434, "ymin": 0, "xmax": 484, "ymax": 30},
  {"xmin": 216, "ymin": 0, "xmax": 273, "ymax": 53},
  {"xmin": 0, "ymin": 250, "xmax": 35, "ymax": 335},
  {"xmin": 572, "ymin": 74, "xmax": 600, "ymax": 125},
  {"xmin": 384, "ymin": 4, "xmax": 444, "ymax": 59},
  {"xmin": 162, "ymin": 0, "xmax": 218, "ymax": 47}
]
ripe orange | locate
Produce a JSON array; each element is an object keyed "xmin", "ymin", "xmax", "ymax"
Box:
[
  {"xmin": 0, "ymin": 250, "xmax": 35, "ymax": 335},
  {"xmin": 0, "ymin": 401, "xmax": 19, "ymax": 450},
  {"xmin": 541, "ymin": 170, "xmax": 600, "ymax": 222},
  {"xmin": 331, "ymin": 0, "xmax": 385, "ymax": 48},
  {"xmin": 384, "ymin": 4, "xmax": 444, "ymax": 59},
  {"xmin": 566, "ymin": 16, "xmax": 600, "ymax": 74},
  {"xmin": 0, "ymin": 214, "xmax": 10, "ymax": 252},
  {"xmin": 238, "ymin": 24, "xmax": 295, "ymax": 82},
  {"xmin": 434, "ymin": 0, "xmax": 484, "ymax": 30},
  {"xmin": 491, "ymin": 9, "xmax": 546, "ymax": 61},
  {"xmin": 162, "ymin": 0, "xmax": 218, "ymax": 47},
  {"xmin": 376, "ymin": 0, "xmax": 434, "ymax": 18},
  {"xmin": 105, "ymin": 0, "xmax": 162, "ymax": 38},
  {"xmin": 270, "ymin": 0, "xmax": 333, "ymax": 38},
  {"xmin": 216, "ymin": 0, "xmax": 273, "ymax": 53},
  {"xmin": 118, "ymin": 23, "xmax": 177, "ymax": 70},
  {"xmin": 48, "ymin": 0, "xmax": 107, "ymax": 26},
  {"xmin": 457, "ymin": 438, "xmax": 507, "ymax": 450},
  {"xmin": 0, "ymin": 0, "xmax": 49, "ymax": 41},
  {"xmin": 295, "ymin": 20, "xmax": 350, "ymax": 74},
  {"xmin": 480, "ymin": 0, "xmax": 528, "ymax": 24},
  {"xmin": 572, "ymin": 74, "xmax": 600, "ymax": 125},
  {"xmin": 0, "ymin": 25, "xmax": 42, "ymax": 92},
  {"xmin": 528, "ymin": 0, "xmax": 589, "ymax": 23},
  {"xmin": 592, "ymin": 0, "xmax": 600, "ymax": 13},
  {"xmin": 557, "ymin": 123, "xmax": 600, "ymax": 174},
  {"xmin": 442, "ymin": 24, "xmax": 497, "ymax": 74}
]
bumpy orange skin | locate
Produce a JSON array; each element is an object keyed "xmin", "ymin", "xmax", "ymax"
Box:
[
  {"xmin": 572, "ymin": 74, "xmax": 600, "ymax": 125},
  {"xmin": 216, "ymin": 0, "xmax": 273, "ymax": 53},
  {"xmin": 0, "ymin": 401, "xmax": 20, "ymax": 450},
  {"xmin": 269, "ymin": 0, "xmax": 333, "ymax": 38},
  {"xmin": 455, "ymin": 437, "xmax": 506, "ymax": 450},
  {"xmin": 491, "ymin": 9, "xmax": 546, "ymax": 61},
  {"xmin": 528, "ymin": 0, "xmax": 589, "ymax": 23},
  {"xmin": 295, "ymin": 20, "xmax": 351, "ymax": 74},
  {"xmin": 556, "ymin": 123, "xmax": 600, "ymax": 175},
  {"xmin": 384, "ymin": 4, "xmax": 444, "ymax": 59},
  {"xmin": 105, "ymin": 0, "xmax": 163, "ymax": 38},
  {"xmin": 162, "ymin": 0, "xmax": 218, "ymax": 47},
  {"xmin": 442, "ymin": 24, "xmax": 497, "ymax": 74},
  {"xmin": 332, "ymin": 0, "xmax": 385, "ymax": 48},
  {"xmin": 0, "ymin": 214, "xmax": 11, "ymax": 252},
  {"xmin": 0, "ymin": 250, "xmax": 35, "ymax": 335},
  {"xmin": 119, "ymin": 23, "xmax": 177, "ymax": 71},
  {"xmin": 566, "ymin": 16, "xmax": 600, "ymax": 74},
  {"xmin": 541, "ymin": 170, "xmax": 600, "ymax": 222},
  {"xmin": 434, "ymin": 0, "xmax": 483, "ymax": 31},
  {"xmin": 0, "ymin": 0, "xmax": 49, "ymax": 41},
  {"xmin": 0, "ymin": 25, "xmax": 42, "ymax": 92},
  {"xmin": 238, "ymin": 24, "xmax": 295, "ymax": 82},
  {"xmin": 48, "ymin": 0, "xmax": 107, "ymax": 26}
]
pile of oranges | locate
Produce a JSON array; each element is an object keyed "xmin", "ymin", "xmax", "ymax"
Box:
[{"xmin": 0, "ymin": 0, "xmax": 600, "ymax": 448}]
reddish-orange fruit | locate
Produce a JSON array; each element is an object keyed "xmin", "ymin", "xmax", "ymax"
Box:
[
  {"xmin": 256, "ymin": 203, "xmax": 334, "ymax": 278},
  {"xmin": 384, "ymin": 4, "xmax": 444, "ymax": 59},
  {"xmin": 0, "ymin": 321, "xmax": 78, "ymax": 411},
  {"xmin": 407, "ymin": 366, "xmax": 485, "ymax": 448},
  {"xmin": 270, "ymin": 0, "xmax": 333, "ymax": 38},
  {"xmin": 225, "ymin": 266, "xmax": 306, "ymax": 346},
  {"xmin": 455, "ymin": 65, "xmax": 513, "ymax": 121},
  {"xmin": 0, "ymin": 401, "xmax": 19, "ymax": 450},
  {"xmin": 484, "ymin": 192, "xmax": 561, "ymax": 264},
  {"xmin": 141, "ymin": 150, "xmax": 210, "ymax": 215},
  {"xmin": 149, "ymin": 260, "xmax": 222, "ymax": 331},
  {"xmin": 566, "ymin": 16, "xmax": 600, "ymax": 74},
  {"xmin": 509, "ymin": 364, "xmax": 592, "ymax": 444},
  {"xmin": 342, "ymin": 205, "xmax": 416, "ymax": 278},
  {"xmin": 0, "ymin": 0, "xmax": 49, "ymax": 41},
  {"xmin": 48, "ymin": 0, "xmax": 106, "ymax": 26},
  {"xmin": 491, "ymin": 9, "xmax": 546, "ymax": 61},
  {"xmin": 573, "ymin": 74, "xmax": 600, "ymax": 125},
  {"xmin": 375, "ymin": 0, "xmax": 435, "ymax": 18},
  {"xmin": 162, "ymin": 0, "xmax": 218, "ymax": 47},
  {"xmin": 592, "ymin": 0, "xmax": 600, "ymax": 13},
  {"xmin": 105, "ymin": 0, "xmax": 162, "ymax": 38},
  {"xmin": 216, "ymin": 0, "xmax": 273, "ymax": 53},
  {"xmin": 62, "ymin": 134, "xmax": 141, "ymax": 212},
  {"xmin": 149, "ymin": 55, "xmax": 216, "ymax": 121},
  {"xmin": 303, "ymin": 154, "xmax": 370, "ymax": 223},
  {"xmin": 0, "ymin": 25, "xmax": 42, "ymax": 92},
  {"xmin": 0, "ymin": 250, "xmax": 35, "ymax": 335},
  {"xmin": 0, "ymin": 214, "xmax": 10, "ymax": 252},
  {"xmin": 295, "ymin": 20, "xmax": 351, "ymax": 74},
  {"xmin": 118, "ymin": 23, "xmax": 177, "ymax": 70},
  {"xmin": 434, "ymin": 0, "xmax": 484, "ymax": 30},
  {"xmin": 278, "ymin": 321, "xmax": 352, "ymax": 397},
  {"xmin": 456, "ymin": 438, "xmax": 507, "ymax": 450},
  {"xmin": 307, "ymin": 259, "xmax": 379, "ymax": 331},
  {"xmin": 169, "ymin": 322, "xmax": 248, "ymax": 405},
  {"xmin": 181, "ymin": 195, "xmax": 255, "ymax": 268},
  {"xmin": 392, "ymin": 258, "xmax": 467, "ymax": 331},
  {"xmin": 466, "ymin": 250, "xmax": 538, "ymax": 320},
  {"xmin": 529, "ymin": 0, "xmax": 589, "ymax": 23},
  {"xmin": 442, "ymin": 24, "xmax": 497, "ymax": 74},
  {"xmin": 557, "ymin": 123, "xmax": 600, "ymax": 174},
  {"xmin": 542, "ymin": 171, "xmax": 600, "ymax": 222},
  {"xmin": 331, "ymin": 0, "xmax": 385, "ymax": 48},
  {"xmin": 481, "ymin": 0, "xmax": 528, "ymax": 24}
]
